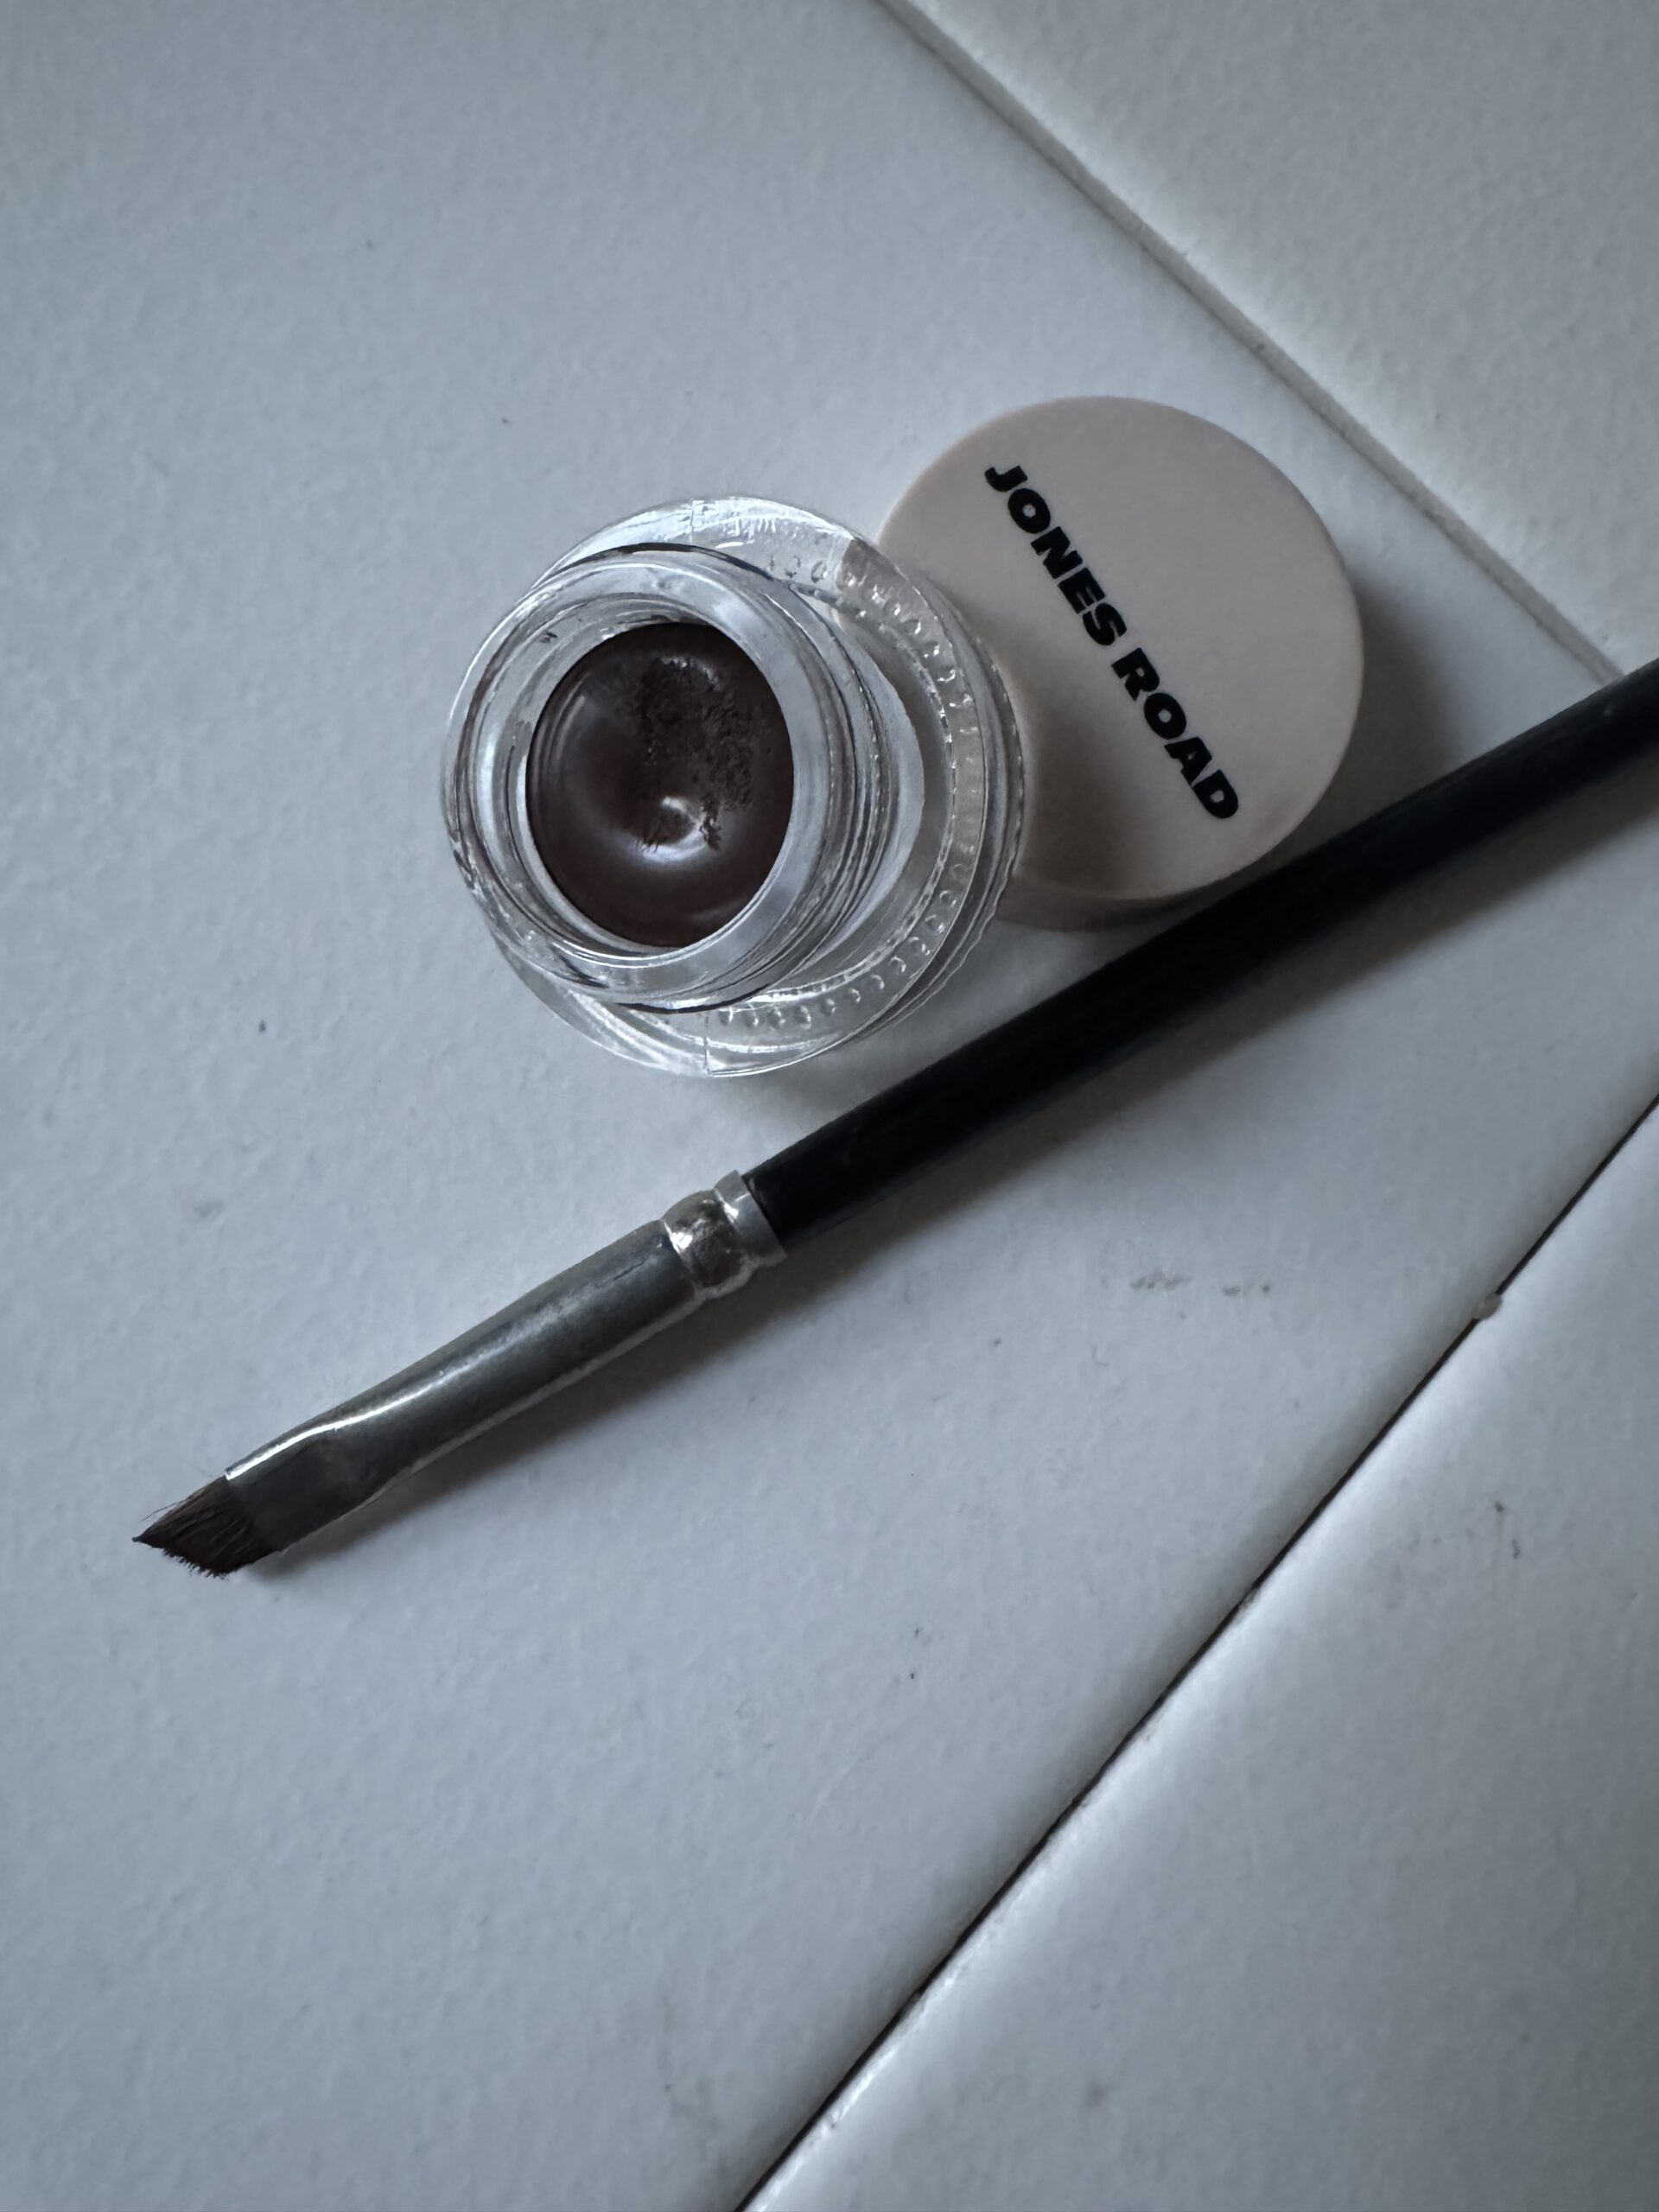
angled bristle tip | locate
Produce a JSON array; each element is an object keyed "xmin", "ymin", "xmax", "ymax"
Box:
[{"xmin": 136, "ymin": 1476, "xmax": 273, "ymax": 1576}]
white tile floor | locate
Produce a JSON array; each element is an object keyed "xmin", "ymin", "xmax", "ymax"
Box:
[
  {"xmin": 886, "ymin": 0, "xmax": 1659, "ymax": 676},
  {"xmin": 4, "ymin": 6, "xmax": 1656, "ymax": 2210},
  {"xmin": 753, "ymin": 1098, "xmax": 1659, "ymax": 2211}
]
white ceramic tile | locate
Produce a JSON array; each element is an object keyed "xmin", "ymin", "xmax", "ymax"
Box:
[
  {"xmin": 3, "ymin": 5, "xmax": 1656, "ymax": 2210},
  {"xmin": 753, "ymin": 1105, "xmax": 1659, "ymax": 2212},
  {"xmin": 884, "ymin": 0, "xmax": 1659, "ymax": 677}
]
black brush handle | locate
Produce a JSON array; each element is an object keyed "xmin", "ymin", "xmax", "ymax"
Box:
[{"xmin": 747, "ymin": 662, "xmax": 1659, "ymax": 1248}]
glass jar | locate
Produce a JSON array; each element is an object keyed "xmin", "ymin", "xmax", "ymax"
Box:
[{"xmin": 443, "ymin": 497, "xmax": 1024, "ymax": 1075}]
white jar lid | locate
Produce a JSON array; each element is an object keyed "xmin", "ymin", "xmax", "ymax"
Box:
[{"xmin": 880, "ymin": 397, "xmax": 1363, "ymax": 923}]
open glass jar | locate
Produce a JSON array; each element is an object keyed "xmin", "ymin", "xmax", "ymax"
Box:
[
  {"xmin": 443, "ymin": 497, "xmax": 1025, "ymax": 1075},
  {"xmin": 445, "ymin": 404, "xmax": 1365, "ymax": 1074}
]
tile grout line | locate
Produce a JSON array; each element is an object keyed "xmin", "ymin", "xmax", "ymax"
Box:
[
  {"xmin": 873, "ymin": 0, "xmax": 1619, "ymax": 686},
  {"xmin": 734, "ymin": 1076, "xmax": 1659, "ymax": 2210},
  {"xmin": 732, "ymin": 17, "xmax": 1633, "ymax": 2199}
]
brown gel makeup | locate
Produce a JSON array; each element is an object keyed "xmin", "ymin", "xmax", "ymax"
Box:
[{"xmin": 524, "ymin": 622, "xmax": 794, "ymax": 949}]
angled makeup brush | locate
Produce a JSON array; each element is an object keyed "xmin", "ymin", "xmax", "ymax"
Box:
[{"xmin": 138, "ymin": 662, "xmax": 1659, "ymax": 1574}]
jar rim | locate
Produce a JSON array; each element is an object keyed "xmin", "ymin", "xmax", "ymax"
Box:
[{"xmin": 452, "ymin": 544, "xmax": 870, "ymax": 1006}]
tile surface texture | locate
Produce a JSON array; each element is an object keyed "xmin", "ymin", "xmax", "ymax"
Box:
[
  {"xmin": 3, "ymin": 4, "xmax": 1655, "ymax": 2211},
  {"xmin": 886, "ymin": 0, "xmax": 1659, "ymax": 675},
  {"xmin": 754, "ymin": 1105, "xmax": 1659, "ymax": 2212}
]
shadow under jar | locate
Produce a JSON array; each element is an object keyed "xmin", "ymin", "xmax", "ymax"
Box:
[{"xmin": 444, "ymin": 499, "xmax": 1024, "ymax": 1074}]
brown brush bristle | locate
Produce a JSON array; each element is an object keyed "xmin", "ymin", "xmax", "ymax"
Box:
[{"xmin": 135, "ymin": 1476, "xmax": 274, "ymax": 1576}]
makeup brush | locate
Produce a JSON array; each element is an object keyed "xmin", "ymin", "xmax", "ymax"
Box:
[{"xmin": 138, "ymin": 662, "xmax": 1659, "ymax": 1573}]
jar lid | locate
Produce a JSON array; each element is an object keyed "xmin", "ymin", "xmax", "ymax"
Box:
[{"xmin": 880, "ymin": 397, "xmax": 1363, "ymax": 923}]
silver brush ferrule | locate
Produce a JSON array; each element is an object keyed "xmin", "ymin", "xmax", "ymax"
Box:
[{"xmin": 220, "ymin": 1173, "xmax": 783, "ymax": 1554}]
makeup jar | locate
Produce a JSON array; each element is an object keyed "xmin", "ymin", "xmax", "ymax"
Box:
[
  {"xmin": 445, "ymin": 400, "xmax": 1365, "ymax": 1074},
  {"xmin": 445, "ymin": 496, "xmax": 1023, "ymax": 1074}
]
